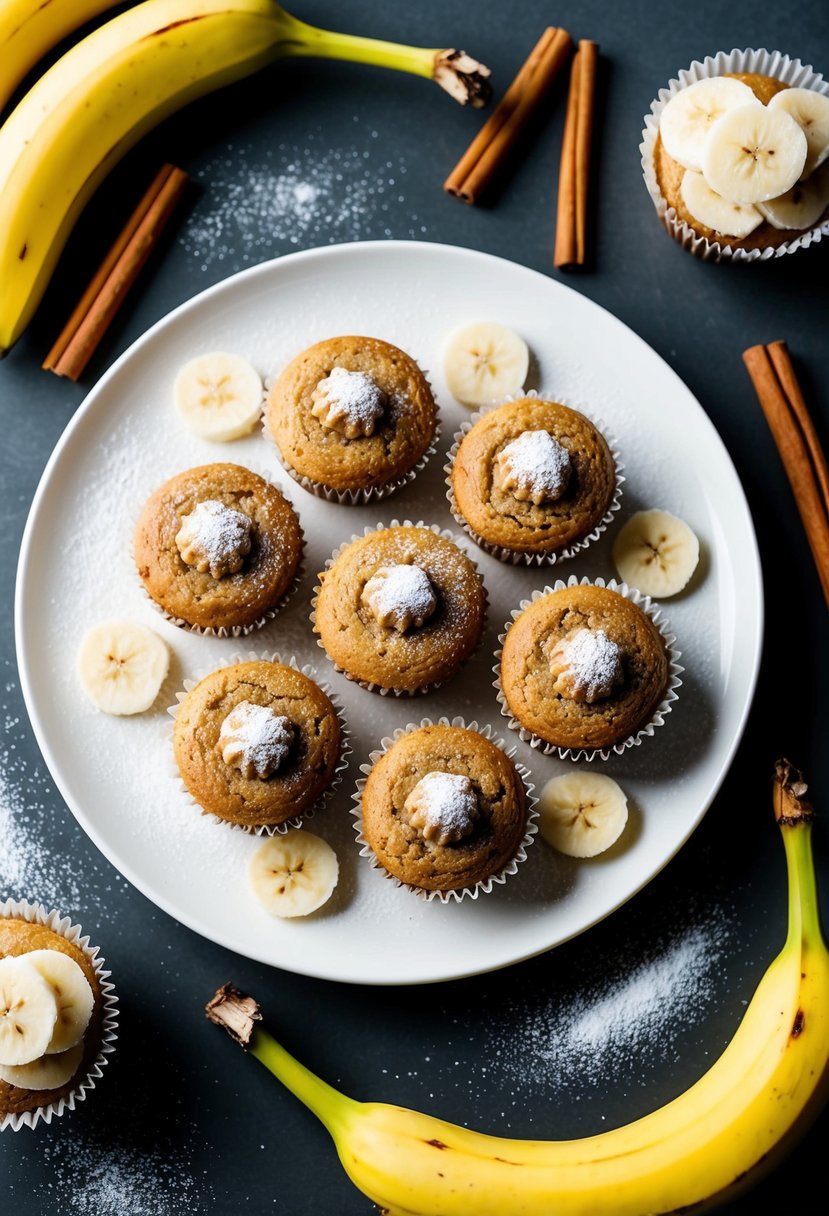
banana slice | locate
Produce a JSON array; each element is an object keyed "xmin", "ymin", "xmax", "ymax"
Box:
[
  {"xmin": 23, "ymin": 950, "xmax": 94, "ymax": 1055},
  {"xmin": 443, "ymin": 321, "xmax": 529, "ymax": 408},
  {"xmin": 175, "ymin": 351, "xmax": 263, "ymax": 442},
  {"xmin": 249, "ymin": 830, "xmax": 339, "ymax": 919},
  {"xmin": 539, "ymin": 772, "xmax": 628, "ymax": 858},
  {"xmin": 756, "ymin": 163, "xmax": 829, "ymax": 230},
  {"xmin": 612, "ymin": 509, "xmax": 700, "ymax": 599},
  {"xmin": 768, "ymin": 87, "xmax": 829, "ymax": 179},
  {"xmin": 659, "ymin": 77, "xmax": 757, "ymax": 172},
  {"xmin": 680, "ymin": 169, "xmax": 763, "ymax": 237},
  {"xmin": 77, "ymin": 619, "xmax": 169, "ymax": 716},
  {"xmin": 0, "ymin": 1042, "xmax": 84, "ymax": 1092},
  {"xmin": 0, "ymin": 956, "xmax": 58, "ymax": 1067},
  {"xmin": 703, "ymin": 104, "xmax": 807, "ymax": 204}
]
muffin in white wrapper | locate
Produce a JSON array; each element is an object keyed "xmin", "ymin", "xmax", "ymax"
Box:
[
  {"xmin": 132, "ymin": 460, "xmax": 305, "ymax": 638},
  {"xmin": 445, "ymin": 392, "xmax": 624, "ymax": 566},
  {"xmin": 494, "ymin": 575, "xmax": 683, "ymax": 762},
  {"xmin": 167, "ymin": 651, "xmax": 351, "ymax": 836},
  {"xmin": 0, "ymin": 899, "xmax": 118, "ymax": 1132},
  {"xmin": 310, "ymin": 520, "xmax": 488, "ymax": 697},
  {"xmin": 351, "ymin": 716, "xmax": 538, "ymax": 904},
  {"xmin": 641, "ymin": 49, "xmax": 829, "ymax": 263}
]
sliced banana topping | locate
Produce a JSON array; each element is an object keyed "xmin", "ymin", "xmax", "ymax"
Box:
[
  {"xmin": 0, "ymin": 956, "xmax": 58, "ymax": 1067},
  {"xmin": 756, "ymin": 163, "xmax": 829, "ymax": 230},
  {"xmin": 404, "ymin": 771, "xmax": 480, "ymax": 846},
  {"xmin": 77, "ymin": 620, "xmax": 169, "ymax": 716},
  {"xmin": 311, "ymin": 366, "xmax": 386, "ymax": 438},
  {"xmin": 24, "ymin": 950, "xmax": 94, "ymax": 1055},
  {"xmin": 249, "ymin": 830, "xmax": 339, "ymax": 918},
  {"xmin": 496, "ymin": 430, "xmax": 572, "ymax": 504},
  {"xmin": 443, "ymin": 321, "xmax": 529, "ymax": 408},
  {"xmin": 219, "ymin": 701, "xmax": 295, "ymax": 780},
  {"xmin": 0, "ymin": 1041, "xmax": 84, "ymax": 1092},
  {"xmin": 768, "ymin": 87, "xmax": 829, "ymax": 179},
  {"xmin": 703, "ymin": 104, "xmax": 807, "ymax": 204},
  {"xmin": 659, "ymin": 77, "xmax": 758, "ymax": 172},
  {"xmin": 174, "ymin": 351, "xmax": 263, "ymax": 442},
  {"xmin": 548, "ymin": 628, "xmax": 623, "ymax": 704},
  {"xmin": 539, "ymin": 771, "xmax": 629, "ymax": 858},
  {"xmin": 175, "ymin": 499, "xmax": 253, "ymax": 579},
  {"xmin": 613, "ymin": 509, "xmax": 700, "ymax": 599},
  {"xmin": 680, "ymin": 169, "xmax": 763, "ymax": 237},
  {"xmin": 361, "ymin": 564, "xmax": 438, "ymax": 632}
]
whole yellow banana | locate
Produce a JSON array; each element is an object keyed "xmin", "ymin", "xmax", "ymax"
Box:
[
  {"xmin": 0, "ymin": 0, "xmax": 121, "ymax": 112},
  {"xmin": 0, "ymin": 0, "xmax": 489, "ymax": 356},
  {"xmin": 208, "ymin": 759, "xmax": 829, "ymax": 1215}
]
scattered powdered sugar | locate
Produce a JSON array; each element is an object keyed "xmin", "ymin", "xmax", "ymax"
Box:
[
  {"xmin": 175, "ymin": 499, "xmax": 253, "ymax": 579},
  {"xmin": 405, "ymin": 772, "xmax": 479, "ymax": 844},
  {"xmin": 311, "ymin": 366, "xmax": 386, "ymax": 437},
  {"xmin": 550, "ymin": 627, "xmax": 623, "ymax": 703},
  {"xmin": 219, "ymin": 700, "xmax": 294, "ymax": 779},
  {"xmin": 498, "ymin": 430, "xmax": 572, "ymax": 504},
  {"xmin": 361, "ymin": 563, "xmax": 438, "ymax": 631},
  {"xmin": 180, "ymin": 130, "xmax": 427, "ymax": 272}
]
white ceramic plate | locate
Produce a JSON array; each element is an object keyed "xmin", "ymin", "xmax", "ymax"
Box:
[{"xmin": 15, "ymin": 241, "xmax": 762, "ymax": 985}]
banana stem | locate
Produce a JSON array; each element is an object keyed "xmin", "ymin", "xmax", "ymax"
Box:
[
  {"xmin": 249, "ymin": 1026, "xmax": 356, "ymax": 1135},
  {"xmin": 774, "ymin": 759, "xmax": 823, "ymax": 951}
]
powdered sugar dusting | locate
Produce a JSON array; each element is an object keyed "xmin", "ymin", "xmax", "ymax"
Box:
[
  {"xmin": 311, "ymin": 366, "xmax": 386, "ymax": 437},
  {"xmin": 175, "ymin": 499, "xmax": 252, "ymax": 578},
  {"xmin": 219, "ymin": 700, "xmax": 294, "ymax": 779},
  {"xmin": 498, "ymin": 430, "xmax": 572, "ymax": 504},
  {"xmin": 405, "ymin": 771, "xmax": 479, "ymax": 844},
  {"xmin": 361, "ymin": 562, "xmax": 438, "ymax": 631},
  {"xmin": 550, "ymin": 628, "xmax": 623, "ymax": 703}
]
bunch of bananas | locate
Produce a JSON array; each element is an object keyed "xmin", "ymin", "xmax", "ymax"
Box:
[
  {"xmin": 208, "ymin": 759, "xmax": 829, "ymax": 1214},
  {"xmin": 0, "ymin": 0, "xmax": 490, "ymax": 356}
]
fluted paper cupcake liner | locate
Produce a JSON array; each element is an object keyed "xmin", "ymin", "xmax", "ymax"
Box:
[
  {"xmin": 309, "ymin": 519, "xmax": 488, "ymax": 696},
  {"xmin": 493, "ymin": 575, "xmax": 684, "ymax": 762},
  {"xmin": 132, "ymin": 460, "xmax": 305, "ymax": 637},
  {"xmin": 262, "ymin": 371, "xmax": 440, "ymax": 504},
  {"xmin": 444, "ymin": 392, "xmax": 625, "ymax": 566},
  {"xmin": 350, "ymin": 715, "xmax": 538, "ymax": 904},
  {"xmin": 0, "ymin": 899, "xmax": 118, "ymax": 1132},
  {"xmin": 641, "ymin": 49, "xmax": 829, "ymax": 263},
  {"xmin": 167, "ymin": 650, "xmax": 351, "ymax": 836}
]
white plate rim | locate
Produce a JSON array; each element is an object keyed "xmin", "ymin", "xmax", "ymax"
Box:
[{"xmin": 14, "ymin": 239, "xmax": 764, "ymax": 984}]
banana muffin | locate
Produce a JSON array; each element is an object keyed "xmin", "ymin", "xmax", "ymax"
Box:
[
  {"xmin": 266, "ymin": 335, "xmax": 438, "ymax": 501},
  {"xmin": 499, "ymin": 582, "xmax": 674, "ymax": 754},
  {"xmin": 358, "ymin": 723, "xmax": 531, "ymax": 896},
  {"xmin": 134, "ymin": 463, "xmax": 303, "ymax": 634},
  {"xmin": 0, "ymin": 911, "xmax": 107, "ymax": 1123},
  {"xmin": 646, "ymin": 61, "xmax": 829, "ymax": 255},
  {"xmin": 312, "ymin": 524, "xmax": 486, "ymax": 695},
  {"xmin": 172, "ymin": 660, "xmax": 342, "ymax": 830},
  {"xmin": 449, "ymin": 398, "xmax": 618, "ymax": 563}
]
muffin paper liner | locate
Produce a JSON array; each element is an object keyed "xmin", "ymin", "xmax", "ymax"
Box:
[
  {"xmin": 132, "ymin": 460, "xmax": 305, "ymax": 638},
  {"xmin": 641, "ymin": 49, "xmax": 829, "ymax": 263},
  {"xmin": 309, "ymin": 519, "xmax": 489, "ymax": 696},
  {"xmin": 444, "ymin": 392, "xmax": 625, "ymax": 566},
  {"xmin": 166, "ymin": 651, "xmax": 351, "ymax": 836},
  {"xmin": 0, "ymin": 899, "xmax": 118, "ymax": 1132},
  {"xmin": 493, "ymin": 575, "xmax": 684, "ymax": 762},
  {"xmin": 350, "ymin": 716, "xmax": 538, "ymax": 904},
  {"xmin": 262, "ymin": 370, "xmax": 440, "ymax": 505}
]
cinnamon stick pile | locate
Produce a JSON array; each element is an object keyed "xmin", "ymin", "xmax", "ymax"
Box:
[
  {"xmin": 44, "ymin": 163, "xmax": 189, "ymax": 381},
  {"xmin": 743, "ymin": 340, "xmax": 829, "ymax": 610}
]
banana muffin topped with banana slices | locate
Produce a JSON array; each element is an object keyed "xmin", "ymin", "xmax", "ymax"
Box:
[
  {"xmin": 172, "ymin": 660, "xmax": 343, "ymax": 830},
  {"xmin": 266, "ymin": 335, "xmax": 438, "ymax": 502},
  {"xmin": 0, "ymin": 912, "xmax": 107, "ymax": 1122},
  {"xmin": 645, "ymin": 57, "xmax": 829, "ymax": 256},
  {"xmin": 448, "ymin": 398, "xmax": 619, "ymax": 563},
  {"xmin": 134, "ymin": 463, "xmax": 303, "ymax": 634}
]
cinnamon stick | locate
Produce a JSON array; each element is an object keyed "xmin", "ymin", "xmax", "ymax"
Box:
[
  {"xmin": 554, "ymin": 40, "xmax": 598, "ymax": 270},
  {"xmin": 743, "ymin": 340, "xmax": 829, "ymax": 609},
  {"xmin": 43, "ymin": 163, "xmax": 189, "ymax": 381},
  {"xmin": 444, "ymin": 27, "xmax": 574, "ymax": 204}
]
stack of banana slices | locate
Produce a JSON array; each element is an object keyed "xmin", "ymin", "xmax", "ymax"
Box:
[
  {"xmin": 660, "ymin": 78, "xmax": 829, "ymax": 237},
  {"xmin": 0, "ymin": 951, "xmax": 94, "ymax": 1091}
]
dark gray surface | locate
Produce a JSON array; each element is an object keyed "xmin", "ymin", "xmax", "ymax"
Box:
[{"xmin": 1, "ymin": 1, "xmax": 828, "ymax": 1211}]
